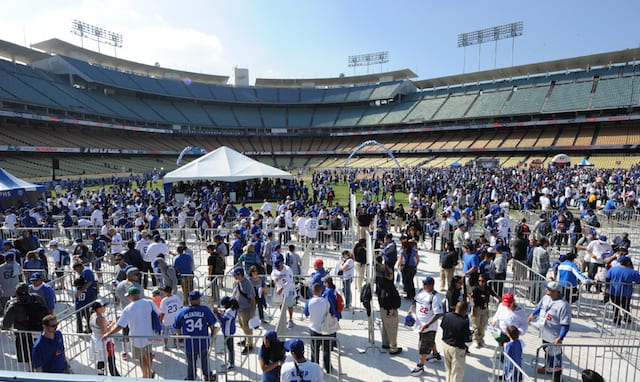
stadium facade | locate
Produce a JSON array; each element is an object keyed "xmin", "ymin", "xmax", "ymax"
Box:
[{"xmin": 1, "ymin": 38, "xmax": 640, "ymax": 180}]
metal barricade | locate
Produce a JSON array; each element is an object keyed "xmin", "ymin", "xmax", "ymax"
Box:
[{"xmin": 491, "ymin": 345, "xmax": 534, "ymax": 382}]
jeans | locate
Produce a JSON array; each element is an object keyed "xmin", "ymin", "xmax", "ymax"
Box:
[
  {"xmin": 224, "ymin": 336, "xmax": 234, "ymax": 367},
  {"xmin": 186, "ymin": 348, "xmax": 210, "ymax": 380},
  {"xmin": 310, "ymin": 329, "xmax": 333, "ymax": 373},
  {"xmin": 342, "ymin": 278, "xmax": 352, "ymax": 307},
  {"xmin": 401, "ymin": 266, "xmax": 417, "ymax": 299}
]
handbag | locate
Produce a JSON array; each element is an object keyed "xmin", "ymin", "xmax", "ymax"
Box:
[{"xmin": 320, "ymin": 311, "xmax": 340, "ymax": 335}]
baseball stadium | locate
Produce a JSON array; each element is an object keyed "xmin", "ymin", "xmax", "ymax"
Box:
[{"xmin": 0, "ymin": 14, "xmax": 639, "ymax": 382}]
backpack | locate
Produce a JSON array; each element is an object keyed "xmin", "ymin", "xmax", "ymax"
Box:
[
  {"xmin": 149, "ymin": 301, "xmax": 162, "ymax": 334},
  {"xmin": 354, "ymin": 246, "xmax": 367, "ymax": 264},
  {"xmin": 278, "ymin": 217, "xmax": 287, "ymax": 228},
  {"xmin": 538, "ymin": 220, "xmax": 552, "ymax": 237},
  {"xmin": 56, "ymin": 249, "xmax": 70, "ymax": 266},
  {"xmin": 360, "ymin": 283, "xmax": 372, "ymax": 303},
  {"xmin": 335, "ymin": 292, "xmax": 345, "ymax": 313},
  {"xmin": 213, "ymin": 254, "xmax": 226, "ymax": 274}
]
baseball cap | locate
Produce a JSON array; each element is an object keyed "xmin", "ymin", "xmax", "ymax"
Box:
[
  {"xmin": 220, "ymin": 296, "xmax": 232, "ymax": 306},
  {"xmin": 264, "ymin": 330, "xmax": 278, "ymax": 343},
  {"xmin": 546, "ymin": 281, "xmax": 561, "ymax": 292},
  {"xmin": 2, "ymin": 241, "xmax": 13, "ymax": 247},
  {"xmin": 502, "ymin": 292, "xmax": 515, "ymax": 306},
  {"xmin": 404, "ymin": 315, "xmax": 416, "ymax": 327},
  {"xmin": 74, "ymin": 237, "xmax": 83, "ymax": 243},
  {"xmin": 4, "ymin": 251, "xmax": 15, "ymax": 261},
  {"xmin": 89, "ymin": 232, "xmax": 97, "ymax": 237},
  {"xmin": 588, "ymin": 229, "xmax": 596, "ymax": 236},
  {"xmin": 599, "ymin": 235, "xmax": 607, "ymax": 242},
  {"xmin": 91, "ymin": 299, "xmax": 109, "ymax": 309},
  {"xmin": 284, "ymin": 339, "xmax": 305, "ymax": 356},
  {"xmin": 232, "ymin": 267, "xmax": 244, "ymax": 276},
  {"xmin": 29, "ymin": 272, "xmax": 43, "ymax": 281},
  {"xmin": 48, "ymin": 240, "xmax": 58, "ymax": 247},
  {"xmin": 125, "ymin": 286, "xmax": 141, "ymax": 296},
  {"xmin": 126, "ymin": 267, "xmax": 140, "ymax": 276},
  {"xmin": 618, "ymin": 255, "xmax": 631, "ymax": 265},
  {"xmin": 153, "ymin": 234, "xmax": 161, "ymax": 240},
  {"xmin": 423, "ymin": 276, "xmax": 435, "ymax": 285},
  {"xmin": 189, "ymin": 290, "xmax": 203, "ymax": 300},
  {"xmin": 213, "ymin": 234, "xmax": 223, "ymax": 241},
  {"xmin": 313, "ymin": 258, "xmax": 324, "ymax": 267},
  {"xmin": 15, "ymin": 283, "xmax": 29, "ymax": 296}
]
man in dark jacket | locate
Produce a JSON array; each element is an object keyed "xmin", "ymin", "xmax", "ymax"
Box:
[
  {"xmin": 510, "ymin": 231, "xmax": 529, "ymax": 280},
  {"xmin": 377, "ymin": 267, "xmax": 402, "ymax": 355},
  {"xmin": 2, "ymin": 283, "xmax": 48, "ymax": 362}
]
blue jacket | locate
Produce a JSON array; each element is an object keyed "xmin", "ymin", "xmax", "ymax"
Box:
[
  {"xmin": 557, "ymin": 260, "xmax": 590, "ymax": 288},
  {"xmin": 606, "ymin": 266, "xmax": 640, "ymax": 298}
]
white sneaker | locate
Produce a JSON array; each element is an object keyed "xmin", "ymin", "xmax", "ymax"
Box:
[
  {"xmin": 410, "ymin": 364, "xmax": 424, "ymax": 376},
  {"xmin": 287, "ymin": 320, "xmax": 294, "ymax": 329}
]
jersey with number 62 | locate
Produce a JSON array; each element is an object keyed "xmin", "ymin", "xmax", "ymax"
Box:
[{"xmin": 173, "ymin": 304, "xmax": 217, "ymax": 351}]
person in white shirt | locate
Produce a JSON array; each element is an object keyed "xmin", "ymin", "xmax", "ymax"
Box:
[
  {"xmin": 337, "ymin": 251, "xmax": 355, "ymax": 309},
  {"xmin": 261, "ymin": 199, "xmax": 273, "ymax": 216},
  {"xmin": 3, "ymin": 209, "xmax": 17, "ymax": 230},
  {"xmin": 271, "ymin": 253, "xmax": 296, "ymax": 329},
  {"xmin": 280, "ymin": 339, "xmax": 324, "ymax": 382},
  {"xmin": 159, "ymin": 286, "xmax": 183, "ymax": 350},
  {"xmin": 407, "ymin": 276, "xmax": 445, "ymax": 377},
  {"xmin": 109, "ymin": 228, "xmax": 124, "ymax": 255},
  {"xmin": 91, "ymin": 206, "xmax": 104, "ymax": 228},
  {"xmin": 103, "ymin": 286, "xmax": 158, "ymax": 379},
  {"xmin": 586, "ymin": 235, "xmax": 612, "ymax": 292}
]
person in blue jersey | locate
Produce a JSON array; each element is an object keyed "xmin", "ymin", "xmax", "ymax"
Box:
[
  {"xmin": 556, "ymin": 253, "xmax": 593, "ymax": 303},
  {"xmin": 305, "ymin": 258, "xmax": 327, "ymax": 297},
  {"xmin": 32, "ymin": 314, "xmax": 69, "ymax": 373},
  {"xmin": 605, "ymin": 255, "xmax": 640, "ymax": 325},
  {"xmin": 72, "ymin": 262, "xmax": 98, "ymax": 333},
  {"xmin": 28, "ymin": 272, "xmax": 56, "ymax": 314},
  {"xmin": 214, "ymin": 296, "xmax": 238, "ymax": 370},
  {"xmin": 174, "ymin": 290, "xmax": 217, "ymax": 381}
]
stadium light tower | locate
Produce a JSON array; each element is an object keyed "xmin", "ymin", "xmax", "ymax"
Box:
[
  {"xmin": 457, "ymin": 21, "xmax": 523, "ymax": 72},
  {"xmin": 71, "ymin": 19, "xmax": 123, "ymax": 57},
  {"xmin": 348, "ymin": 51, "xmax": 389, "ymax": 75}
]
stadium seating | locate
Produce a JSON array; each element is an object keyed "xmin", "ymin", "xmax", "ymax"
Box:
[
  {"xmin": 574, "ymin": 126, "xmax": 595, "ymax": 146},
  {"xmin": 591, "ymin": 78, "xmax": 635, "ymax": 108},
  {"xmin": 261, "ymin": 107, "xmax": 287, "ymax": 128},
  {"xmin": 204, "ymin": 105, "xmax": 238, "ymax": 127},
  {"xmin": 404, "ymin": 96, "xmax": 446, "ymax": 122},
  {"xmin": 543, "ymin": 81, "xmax": 593, "ymax": 112},
  {"xmin": 433, "ymin": 93, "xmax": 477, "ymax": 120},
  {"xmin": 501, "ymin": 86, "xmax": 548, "ymax": 115},
  {"xmin": 311, "ymin": 108, "xmax": 339, "ymax": 128},
  {"xmin": 465, "ymin": 90, "xmax": 510, "ymax": 117},
  {"xmin": 287, "ymin": 108, "xmax": 314, "ymax": 128},
  {"xmin": 334, "ymin": 107, "xmax": 364, "ymax": 127}
]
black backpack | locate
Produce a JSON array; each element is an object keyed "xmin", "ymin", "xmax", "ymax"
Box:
[
  {"xmin": 538, "ymin": 220, "xmax": 552, "ymax": 237},
  {"xmin": 354, "ymin": 246, "xmax": 367, "ymax": 264},
  {"xmin": 59, "ymin": 249, "xmax": 71, "ymax": 266}
]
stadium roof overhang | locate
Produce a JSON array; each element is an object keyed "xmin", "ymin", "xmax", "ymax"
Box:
[
  {"xmin": 30, "ymin": 38, "xmax": 229, "ymax": 85},
  {"xmin": 255, "ymin": 69, "xmax": 418, "ymax": 88},
  {"xmin": 0, "ymin": 39, "xmax": 49, "ymax": 64},
  {"xmin": 414, "ymin": 47, "xmax": 640, "ymax": 89}
]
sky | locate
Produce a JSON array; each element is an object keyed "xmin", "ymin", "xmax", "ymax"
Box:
[{"xmin": 1, "ymin": 0, "xmax": 640, "ymax": 85}]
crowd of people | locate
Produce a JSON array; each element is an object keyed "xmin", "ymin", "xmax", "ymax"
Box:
[{"xmin": 1, "ymin": 163, "xmax": 640, "ymax": 380}]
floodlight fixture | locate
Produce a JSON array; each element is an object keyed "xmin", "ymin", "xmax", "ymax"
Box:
[
  {"xmin": 457, "ymin": 21, "xmax": 523, "ymax": 72},
  {"xmin": 348, "ymin": 51, "xmax": 389, "ymax": 74},
  {"xmin": 71, "ymin": 19, "xmax": 123, "ymax": 56}
]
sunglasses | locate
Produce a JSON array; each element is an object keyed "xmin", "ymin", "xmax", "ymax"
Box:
[{"xmin": 47, "ymin": 323, "xmax": 59, "ymax": 328}]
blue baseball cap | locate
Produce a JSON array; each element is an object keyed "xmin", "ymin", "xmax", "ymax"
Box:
[
  {"xmin": 189, "ymin": 290, "xmax": 203, "ymax": 300},
  {"xmin": 29, "ymin": 272, "xmax": 43, "ymax": 281},
  {"xmin": 284, "ymin": 339, "xmax": 305, "ymax": 355},
  {"xmin": 423, "ymin": 276, "xmax": 435, "ymax": 285},
  {"xmin": 232, "ymin": 267, "xmax": 244, "ymax": 276}
]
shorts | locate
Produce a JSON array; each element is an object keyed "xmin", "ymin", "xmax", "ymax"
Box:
[
  {"xmin": 161, "ymin": 325, "xmax": 175, "ymax": 337},
  {"xmin": 132, "ymin": 344, "xmax": 152, "ymax": 360},
  {"xmin": 419, "ymin": 331, "xmax": 436, "ymax": 355},
  {"xmin": 284, "ymin": 294, "xmax": 296, "ymax": 308}
]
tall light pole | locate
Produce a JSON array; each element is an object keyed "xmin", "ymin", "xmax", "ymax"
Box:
[
  {"xmin": 71, "ymin": 20, "xmax": 123, "ymax": 57},
  {"xmin": 457, "ymin": 21, "xmax": 523, "ymax": 72}
]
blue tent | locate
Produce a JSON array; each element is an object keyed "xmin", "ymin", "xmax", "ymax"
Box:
[
  {"xmin": 450, "ymin": 161, "xmax": 462, "ymax": 168},
  {"xmin": 578, "ymin": 158, "xmax": 594, "ymax": 166},
  {"xmin": 0, "ymin": 168, "xmax": 45, "ymax": 199}
]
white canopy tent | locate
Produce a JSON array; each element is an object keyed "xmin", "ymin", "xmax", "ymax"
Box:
[{"xmin": 163, "ymin": 146, "xmax": 294, "ymax": 183}]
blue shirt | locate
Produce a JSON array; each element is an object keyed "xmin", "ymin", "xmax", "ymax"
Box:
[
  {"xmin": 606, "ymin": 266, "xmax": 640, "ymax": 298},
  {"xmin": 308, "ymin": 268, "xmax": 327, "ymax": 297},
  {"xmin": 503, "ymin": 339, "xmax": 523, "ymax": 382},
  {"xmin": 557, "ymin": 260, "xmax": 590, "ymax": 288},
  {"xmin": 30, "ymin": 283, "xmax": 56, "ymax": 312},
  {"xmin": 32, "ymin": 330, "xmax": 66, "ymax": 373},
  {"xmin": 258, "ymin": 344, "xmax": 284, "ymax": 382},
  {"xmin": 463, "ymin": 253, "xmax": 480, "ymax": 279},
  {"xmin": 173, "ymin": 253, "xmax": 194, "ymax": 276},
  {"xmin": 173, "ymin": 305, "xmax": 217, "ymax": 351}
]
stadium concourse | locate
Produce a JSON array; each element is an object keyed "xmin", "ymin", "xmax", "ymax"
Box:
[{"xmin": 0, "ymin": 218, "xmax": 634, "ymax": 382}]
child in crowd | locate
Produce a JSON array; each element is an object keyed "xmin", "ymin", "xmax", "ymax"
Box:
[
  {"xmin": 504, "ymin": 325, "xmax": 524, "ymax": 382},
  {"xmin": 215, "ymin": 296, "xmax": 238, "ymax": 370}
]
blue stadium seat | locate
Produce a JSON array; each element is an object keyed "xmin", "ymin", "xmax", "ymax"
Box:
[
  {"xmin": 158, "ymin": 79, "xmax": 192, "ymax": 98},
  {"xmin": 209, "ymin": 85, "xmax": 236, "ymax": 102},
  {"xmin": 261, "ymin": 108, "xmax": 287, "ymax": 128},
  {"xmin": 232, "ymin": 106, "xmax": 262, "ymax": 128},
  {"xmin": 204, "ymin": 105, "xmax": 238, "ymax": 127},
  {"xmin": 143, "ymin": 99, "xmax": 190, "ymax": 124},
  {"xmin": 287, "ymin": 108, "xmax": 313, "ymax": 128},
  {"xmin": 311, "ymin": 107, "xmax": 339, "ymax": 127},
  {"xmin": 129, "ymin": 75, "xmax": 167, "ymax": 94},
  {"xmin": 345, "ymin": 85, "xmax": 375, "ymax": 102},
  {"xmin": 174, "ymin": 102, "xmax": 213, "ymax": 125},
  {"xmin": 256, "ymin": 87, "xmax": 278, "ymax": 103},
  {"xmin": 335, "ymin": 107, "xmax": 364, "ymax": 126},
  {"xmin": 234, "ymin": 87, "xmax": 258, "ymax": 102},
  {"xmin": 278, "ymin": 88, "xmax": 300, "ymax": 103},
  {"xmin": 323, "ymin": 88, "xmax": 349, "ymax": 103},
  {"xmin": 299, "ymin": 88, "xmax": 325, "ymax": 103}
]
